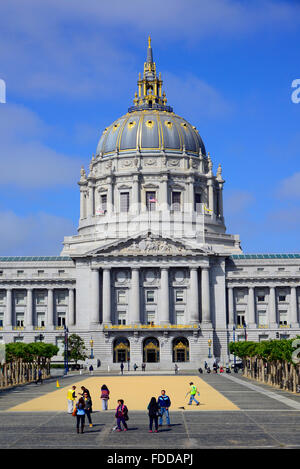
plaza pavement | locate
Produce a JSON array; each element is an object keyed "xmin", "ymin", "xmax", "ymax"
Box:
[{"xmin": 1, "ymin": 371, "xmax": 300, "ymax": 449}]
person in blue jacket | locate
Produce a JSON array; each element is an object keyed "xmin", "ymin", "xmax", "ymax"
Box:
[{"xmin": 157, "ymin": 389, "xmax": 171, "ymax": 427}]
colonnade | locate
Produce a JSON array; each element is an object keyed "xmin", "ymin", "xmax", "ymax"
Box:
[
  {"xmin": 90, "ymin": 266, "xmax": 212, "ymax": 326},
  {"xmin": 227, "ymin": 285, "xmax": 299, "ymax": 328},
  {"xmin": 2, "ymin": 288, "xmax": 75, "ymax": 328}
]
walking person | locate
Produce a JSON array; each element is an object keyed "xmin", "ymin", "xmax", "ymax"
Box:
[
  {"xmin": 174, "ymin": 364, "xmax": 178, "ymax": 375},
  {"xmin": 158, "ymin": 390, "xmax": 171, "ymax": 427},
  {"xmin": 147, "ymin": 397, "xmax": 160, "ymax": 433},
  {"xmin": 120, "ymin": 362, "xmax": 124, "ymax": 375},
  {"xmin": 186, "ymin": 382, "xmax": 200, "ymax": 406},
  {"xmin": 89, "ymin": 364, "xmax": 94, "ymax": 375},
  {"xmin": 67, "ymin": 385, "xmax": 77, "ymax": 414},
  {"xmin": 115, "ymin": 399, "xmax": 129, "ymax": 432},
  {"xmin": 134, "ymin": 363, "xmax": 138, "ymax": 372},
  {"xmin": 75, "ymin": 397, "xmax": 86, "ymax": 433},
  {"xmin": 100, "ymin": 384, "xmax": 110, "ymax": 410},
  {"xmin": 83, "ymin": 391, "xmax": 93, "ymax": 427},
  {"xmin": 142, "ymin": 363, "xmax": 146, "ymax": 372}
]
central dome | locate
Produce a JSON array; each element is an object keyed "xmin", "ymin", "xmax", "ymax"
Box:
[
  {"xmin": 96, "ymin": 110, "xmax": 206, "ymax": 157},
  {"xmin": 96, "ymin": 37, "xmax": 206, "ymax": 159}
]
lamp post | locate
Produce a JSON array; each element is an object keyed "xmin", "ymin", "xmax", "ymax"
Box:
[
  {"xmin": 90, "ymin": 337, "xmax": 94, "ymax": 359},
  {"xmin": 243, "ymin": 322, "xmax": 247, "ymax": 341},
  {"xmin": 208, "ymin": 338, "xmax": 212, "ymax": 358},
  {"xmin": 64, "ymin": 325, "xmax": 69, "ymax": 375},
  {"xmin": 233, "ymin": 325, "xmax": 236, "ymax": 367}
]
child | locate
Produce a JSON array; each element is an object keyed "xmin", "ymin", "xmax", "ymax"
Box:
[{"xmin": 115, "ymin": 399, "xmax": 129, "ymax": 432}]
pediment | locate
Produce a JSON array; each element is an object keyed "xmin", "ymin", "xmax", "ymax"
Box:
[{"xmin": 87, "ymin": 233, "xmax": 212, "ymax": 257}]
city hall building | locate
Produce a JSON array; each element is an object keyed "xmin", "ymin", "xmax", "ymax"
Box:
[{"xmin": 0, "ymin": 40, "xmax": 299, "ymax": 369}]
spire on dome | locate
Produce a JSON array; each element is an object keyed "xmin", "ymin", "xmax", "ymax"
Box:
[{"xmin": 128, "ymin": 37, "xmax": 173, "ymax": 113}]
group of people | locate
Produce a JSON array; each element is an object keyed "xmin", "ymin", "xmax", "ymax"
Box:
[{"xmin": 67, "ymin": 381, "xmax": 200, "ymax": 434}]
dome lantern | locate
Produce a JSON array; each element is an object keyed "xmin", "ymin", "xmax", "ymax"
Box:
[{"xmin": 128, "ymin": 36, "xmax": 173, "ymax": 113}]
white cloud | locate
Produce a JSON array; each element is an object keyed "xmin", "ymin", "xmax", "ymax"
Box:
[
  {"xmin": 0, "ymin": 211, "xmax": 75, "ymax": 256},
  {"xmin": 0, "ymin": 104, "xmax": 81, "ymax": 188},
  {"xmin": 277, "ymin": 172, "xmax": 300, "ymax": 199}
]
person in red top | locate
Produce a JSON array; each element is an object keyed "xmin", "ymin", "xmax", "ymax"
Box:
[
  {"xmin": 115, "ymin": 399, "xmax": 129, "ymax": 432},
  {"xmin": 100, "ymin": 384, "xmax": 110, "ymax": 411}
]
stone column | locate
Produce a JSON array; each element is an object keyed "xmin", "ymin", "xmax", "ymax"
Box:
[
  {"xmin": 89, "ymin": 269, "xmax": 100, "ymax": 325},
  {"xmin": 87, "ymin": 184, "xmax": 94, "ymax": 217},
  {"xmin": 160, "ymin": 175, "xmax": 169, "ymax": 210},
  {"xmin": 269, "ymin": 286, "xmax": 277, "ymax": 328},
  {"xmin": 47, "ymin": 289, "xmax": 54, "ymax": 327},
  {"xmin": 189, "ymin": 268, "xmax": 199, "ymax": 324},
  {"xmin": 107, "ymin": 177, "xmax": 113, "ymax": 214},
  {"xmin": 207, "ymin": 179, "xmax": 214, "ymax": 214},
  {"xmin": 132, "ymin": 174, "xmax": 140, "ymax": 215},
  {"xmin": 26, "ymin": 289, "xmax": 33, "ymax": 328},
  {"xmin": 290, "ymin": 286, "xmax": 299, "ymax": 327},
  {"xmin": 247, "ymin": 287, "xmax": 256, "ymax": 328},
  {"xmin": 201, "ymin": 267, "xmax": 211, "ymax": 325},
  {"xmin": 80, "ymin": 188, "xmax": 86, "ymax": 219},
  {"xmin": 5, "ymin": 288, "xmax": 12, "ymax": 327},
  {"xmin": 188, "ymin": 176, "xmax": 194, "ymax": 213},
  {"xmin": 228, "ymin": 287, "xmax": 235, "ymax": 326},
  {"xmin": 102, "ymin": 268, "xmax": 111, "ymax": 324},
  {"xmin": 68, "ymin": 288, "xmax": 75, "ymax": 326},
  {"xmin": 160, "ymin": 267, "xmax": 169, "ymax": 325},
  {"xmin": 130, "ymin": 268, "xmax": 140, "ymax": 325}
]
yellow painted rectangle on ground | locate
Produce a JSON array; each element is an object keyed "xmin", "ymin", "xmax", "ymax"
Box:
[{"xmin": 7, "ymin": 376, "xmax": 239, "ymax": 412}]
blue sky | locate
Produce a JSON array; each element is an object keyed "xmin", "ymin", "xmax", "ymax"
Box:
[{"xmin": 0, "ymin": 0, "xmax": 299, "ymax": 255}]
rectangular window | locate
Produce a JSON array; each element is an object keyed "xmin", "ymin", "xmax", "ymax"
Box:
[
  {"xmin": 57, "ymin": 313, "xmax": 66, "ymax": 327},
  {"xmin": 257, "ymin": 268, "xmax": 264, "ymax": 272},
  {"xmin": 0, "ymin": 271, "xmax": 3, "ymax": 276},
  {"xmin": 258, "ymin": 310, "xmax": 267, "ymax": 327},
  {"xmin": 58, "ymin": 270, "xmax": 65, "ymax": 277},
  {"xmin": 171, "ymin": 191, "xmax": 181, "ymax": 211},
  {"xmin": 117, "ymin": 290, "xmax": 127, "ymax": 304},
  {"xmin": 0, "ymin": 313, "xmax": 4, "ymax": 327},
  {"xmin": 120, "ymin": 192, "xmax": 130, "ymax": 213},
  {"xmin": 175, "ymin": 311, "xmax": 184, "ymax": 325},
  {"xmin": 146, "ymin": 191, "xmax": 157, "ymax": 211},
  {"xmin": 118, "ymin": 312, "xmax": 126, "ymax": 325},
  {"xmin": 0, "ymin": 291, "xmax": 5, "ymax": 304},
  {"xmin": 15, "ymin": 291, "xmax": 26, "ymax": 305},
  {"xmin": 37, "ymin": 313, "xmax": 45, "ymax": 327},
  {"xmin": 279, "ymin": 311, "xmax": 288, "ymax": 326},
  {"xmin": 17, "ymin": 270, "xmax": 24, "ymax": 277},
  {"xmin": 56, "ymin": 291, "xmax": 67, "ymax": 304},
  {"xmin": 146, "ymin": 290, "xmax": 155, "ymax": 303},
  {"xmin": 237, "ymin": 313, "xmax": 245, "ymax": 326},
  {"xmin": 37, "ymin": 270, "xmax": 44, "ymax": 277},
  {"xmin": 257, "ymin": 295, "xmax": 265, "ymax": 302},
  {"xmin": 279, "ymin": 295, "xmax": 286, "ymax": 302},
  {"xmin": 16, "ymin": 313, "xmax": 24, "ymax": 327},
  {"xmin": 235, "ymin": 290, "xmax": 245, "ymax": 303},
  {"xmin": 101, "ymin": 194, "xmax": 107, "ymax": 212},
  {"xmin": 146, "ymin": 311, "xmax": 155, "ymax": 325},
  {"xmin": 195, "ymin": 193, "xmax": 201, "ymax": 213},
  {"xmin": 175, "ymin": 290, "xmax": 184, "ymax": 303},
  {"xmin": 36, "ymin": 291, "xmax": 46, "ymax": 305}
]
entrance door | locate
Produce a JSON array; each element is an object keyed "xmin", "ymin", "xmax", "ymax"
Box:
[
  {"xmin": 143, "ymin": 337, "xmax": 160, "ymax": 363},
  {"xmin": 117, "ymin": 350, "xmax": 127, "ymax": 363},
  {"xmin": 146, "ymin": 349, "xmax": 157, "ymax": 363}
]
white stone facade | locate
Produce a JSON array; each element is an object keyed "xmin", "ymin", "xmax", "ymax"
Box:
[{"xmin": 0, "ymin": 42, "xmax": 299, "ymax": 369}]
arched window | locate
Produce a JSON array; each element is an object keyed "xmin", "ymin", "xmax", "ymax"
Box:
[
  {"xmin": 113, "ymin": 337, "xmax": 130, "ymax": 363},
  {"xmin": 172, "ymin": 337, "xmax": 189, "ymax": 362},
  {"xmin": 143, "ymin": 337, "xmax": 160, "ymax": 363}
]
